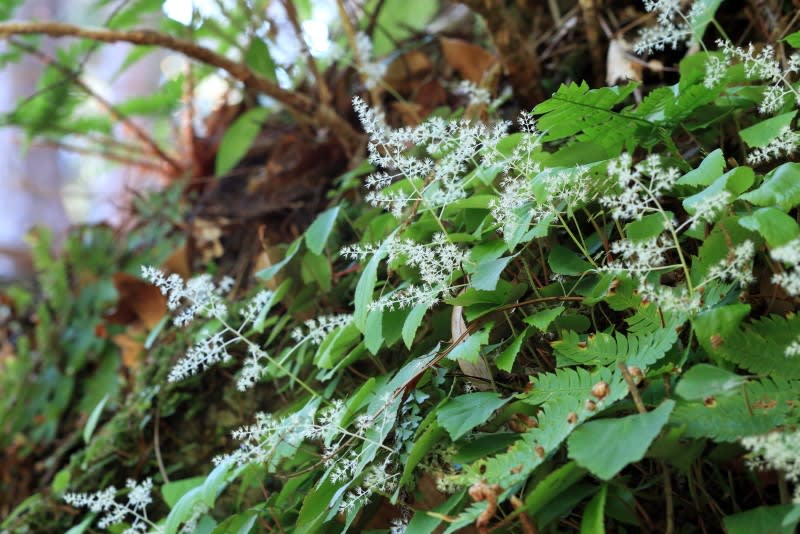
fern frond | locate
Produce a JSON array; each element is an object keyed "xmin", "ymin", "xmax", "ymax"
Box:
[
  {"xmin": 707, "ymin": 314, "xmax": 800, "ymax": 378},
  {"xmin": 466, "ymin": 365, "xmax": 628, "ymax": 487},
  {"xmin": 533, "ymin": 82, "xmax": 641, "ymax": 153},
  {"xmin": 552, "ymin": 321, "xmax": 680, "ymax": 368},
  {"xmin": 671, "ymin": 378, "xmax": 800, "ymax": 442}
]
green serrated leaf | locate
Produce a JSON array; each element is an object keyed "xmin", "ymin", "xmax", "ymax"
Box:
[
  {"xmin": 739, "ymin": 207, "xmax": 800, "ymax": 247},
  {"xmin": 568, "ymin": 400, "xmax": 675, "ymax": 480},
  {"xmin": 677, "ymin": 148, "xmax": 725, "ymax": 186},
  {"xmin": 447, "ymin": 327, "xmax": 490, "ymax": 364},
  {"xmin": 471, "ymin": 256, "xmax": 512, "ymax": 291},
  {"xmin": 739, "ymin": 111, "xmax": 797, "ymax": 148},
  {"xmin": 437, "ymin": 392, "xmax": 508, "ymax": 440},
  {"xmin": 524, "ymin": 306, "xmax": 565, "ymax": 331},
  {"xmin": 740, "ymin": 162, "xmax": 800, "ymax": 211}
]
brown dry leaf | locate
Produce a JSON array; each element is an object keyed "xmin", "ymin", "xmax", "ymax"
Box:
[
  {"xmin": 451, "ymin": 304, "xmax": 493, "ymax": 390},
  {"xmin": 109, "ymin": 272, "xmax": 168, "ymax": 329},
  {"xmin": 194, "ymin": 218, "xmax": 225, "ymax": 263},
  {"xmin": 161, "ymin": 243, "xmax": 192, "ymax": 279},
  {"xmin": 113, "ymin": 325, "xmax": 146, "ymax": 370},
  {"xmin": 606, "ymin": 38, "xmax": 642, "ymax": 86},
  {"xmin": 384, "ymin": 49, "xmax": 434, "ymax": 94},
  {"xmin": 440, "ymin": 37, "xmax": 496, "ymax": 83}
]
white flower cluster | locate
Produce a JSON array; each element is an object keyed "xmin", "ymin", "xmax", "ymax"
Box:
[
  {"xmin": 64, "ymin": 479, "xmax": 155, "ymax": 534},
  {"xmin": 770, "ymin": 238, "xmax": 800, "ymax": 296},
  {"xmin": 711, "ymin": 40, "xmax": 800, "ymax": 114},
  {"xmin": 291, "ymin": 314, "xmax": 353, "ymax": 345},
  {"xmin": 217, "ymin": 407, "xmax": 317, "ymax": 470},
  {"xmin": 601, "ymin": 153, "xmax": 680, "ymax": 221},
  {"xmin": 705, "ymin": 240, "xmax": 756, "ymax": 286},
  {"xmin": 741, "ymin": 430, "xmax": 800, "ymax": 503},
  {"xmin": 489, "ymin": 113, "xmax": 549, "ymax": 235},
  {"xmin": 786, "ymin": 335, "xmax": 800, "ymax": 358},
  {"xmin": 353, "ymin": 96, "xmax": 508, "ymax": 217},
  {"xmin": 141, "ymin": 266, "xmax": 232, "ymax": 327},
  {"xmin": 747, "ymin": 126, "xmax": 800, "ymax": 165},
  {"xmin": 343, "ymin": 233, "xmax": 468, "ymax": 310},
  {"xmin": 142, "ymin": 267, "xmax": 276, "ymax": 385},
  {"xmin": 354, "ymin": 32, "xmax": 386, "ymax": 90},
  {"xmin": 605, "ymin": 235, "xmax": 673, "ymax": 277},
  {"xmin": 634, "ymin": 0, "xmax": 712, "ymax": 54},
  {"xmin": 452, "ymin": 80, "xmax": 492, "ymax": 106}
]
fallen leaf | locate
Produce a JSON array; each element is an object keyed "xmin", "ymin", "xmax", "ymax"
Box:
[
  {"xmin": 606, "ymin": 38, "xmax": 642, "ymax": 85},
  {"xmin": 451, "ymin": 304, "xmax": 493, "ymax": 390},
  {"xmin": 108, "ymin": 272, "xmax": 167, "ymax": 329},
  {"xmin": 440, "ymin": 37, "xmax": 496, "ymax": 83}
]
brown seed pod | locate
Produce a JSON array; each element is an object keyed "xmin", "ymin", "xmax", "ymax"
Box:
[
  {"xmin": 567, "ymin": 412, "xmax": 578, "ymax": 424},
  {"xmin": 584, "ymin": 399, "xmax": 597, "ymax": 411},
  {"xmin": 535, "ymin": 445, "xmax": 545, "ymax": 458},
  {"xmin": 591, "ymin": 380, "xmax": 610, "ymax": 400}
]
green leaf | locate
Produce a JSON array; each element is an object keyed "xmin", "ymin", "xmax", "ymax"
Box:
[
  {"xmin": 244, "ymin": 37, "xmax": 277, "ymax": 81},
  {"xmin": 300, "ymin": 251, "xmax": 331, "ymax": 291},
  {"xmin": 786, "ymin": 30, "xmax": 800, "ymax": 47},
  {"xmin": 739, "ymin": 207, "xmax": 800, "ymax": 247},
  {"xmin": 689, "ymin": 0, "xmax": 723, "ymax": 43},
  {"xmin": 580, "ymin": 485, "xmax": 607, "ymax": 534},
  {"xmin": 437, "ymin": 392, "xmax": 508, "ymax": 440},
  {"xmin": 215, "ymin": 107, "xmax": 269, "ymax": 176},
  {"xmin": 304, "ymin": 206, "xmax": 340, "ymax": 255},
  {"xmin": 82, "ymin": 393, "xmax": 109, "ymax": 444},
  {"xmin": 677, "ymin": 148, "xmax": 725, "ymax": 186},
  {"xmin": 496, "ymin": 328, "xmax": 530, "ymax": 372},
  {"xmin": 162, "ymin": 476, "xmax": 205, "ymax": 508},
  {"xmin": 739, "ymin": 110, "xmax": 797, "ymax": 148},
  {"xmin": 295, "ymin": 479, "xmax": 339, "ymax": 534},
  {"xmin": 354, "ymin": 238, "xmax": 391, "ymax": 331},
  {"xmin": 210, "ymin": 512, "xmax": 256, "ymax": 534},
  {"xmin": 549, "ymin": 245, "xmax": 592, "ymax": 275},
  {"xmin": 364, "ymin": 309, "xmax": 383, "ymax": 354},
  {"xmin": 724, "ymin": 505, "xmax": 798, "ymax": 534},
  {"xmin": 256, "ymin": 238, "xmax": 301, "ymax": 281},
  {"xmin": 675, "ymin": 364, "xmax": 747, "ymax": 400},
  {"xmin": 683, "ymin": 166, "xmax": 754, "ymax": 216},
  {"xmin": 372, "ymin": 0, "xmax": 438, "ymax": 55},
  {"xmin": 568, "ymin": 400, "xmax": 675, "ymax": 480},
  {"xmin": 522, "ymin": 461, "xmax": 587, "ymax": 515},
  {"xmin": 402, "ymin": 303, "xmax": 427, "ymax": 349},
  {"xmin": 471, "ymin": 256, "xmax": 512, "ymax": 291},
  {"xmin": 447, "ymin": 326, "xmax": 490, "ymax": 364},
  {"xmin": 524, "ymin": 306, "xmax": 565, "ymax": 331},
  {"xmin": 625, "ymin": 213, "xmax": 667, "ymax": 242},
  {"xmin": 740, "ymin": 162, "xmax": 800, "ymax": 211}
]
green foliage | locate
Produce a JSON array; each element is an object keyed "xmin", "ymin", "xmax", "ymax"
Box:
[{"xmin": 4, "ymin": 1, "xmax": 800, "ymax": 532}]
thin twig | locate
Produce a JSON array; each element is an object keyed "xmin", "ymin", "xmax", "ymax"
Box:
[
  {"xmin": 0, "ymin": 21, "xmax": 362, "ymax": 149},
  {"xmin": 335, "ymin": 0, "xmax": 381, "ymax": 106},
  {"xmin": 618, "ymin": 362, "xmax": 674, "ymax": 534}
]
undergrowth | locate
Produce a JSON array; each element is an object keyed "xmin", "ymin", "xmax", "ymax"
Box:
[{"xmin": 2, "ymin": 0, "xmax": 800, "ymax": 533}]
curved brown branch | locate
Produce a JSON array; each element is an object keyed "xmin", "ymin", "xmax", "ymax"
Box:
[{"xmin": 0, "ymin": 21, "xmax": 362, "ymax": 150}]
